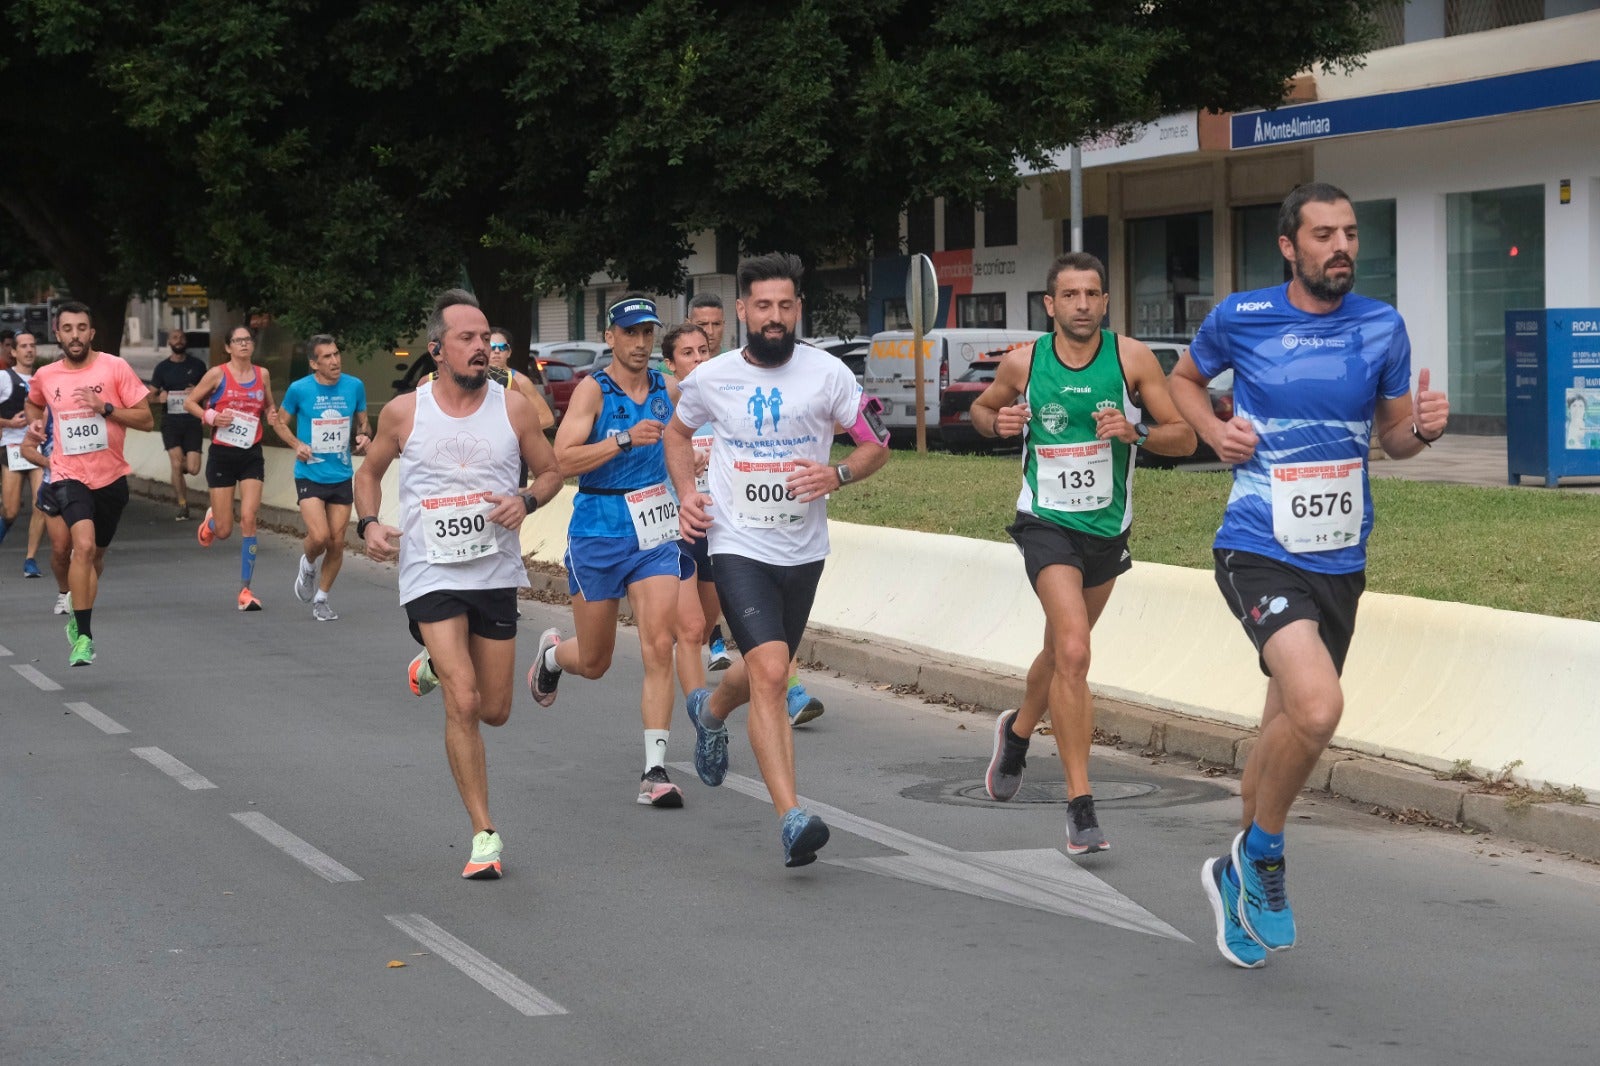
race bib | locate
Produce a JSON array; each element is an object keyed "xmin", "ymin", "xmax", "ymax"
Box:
[
  {"xmin": 214, "ymin": 410, "xmax": 259, "ymax": 449},
  {"xmin": 58, "ymin": 410, "xmax": 109, "ymax": 456},
  {"xmin": 6, "ymin": 443, "xmax": 37, "ymax": 471},
  {"xmin": 626, "ymin": 482, "xmax": 679, "ymax": 551},
  {"xmin": 165, "ymin": 390, "xmax": 188, "ymax": 415},
  {"xmin": 1036, "ymin": 441, "xmax": 1113, "ymax": 512},
  {"xmin": 692, "ymin": 432, "xmax": 714, "ymax": 495},
  {"xmin": 730, "ymin": 459, "xmax": 809, "ymax": 528},
  {"xmin": 311, "ymin": 413, "xmax": 350, "ymax": 455},
  {"xmin": 1270, "ymin": 459, "xmax": 1364, "ymax": 553},
  {"xmin": 421, "ymin": 492, "xmax": 498, "ymax": 564}
]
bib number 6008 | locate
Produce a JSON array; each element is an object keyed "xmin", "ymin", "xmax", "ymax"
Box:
[
  {"xmin": 1290, "ymin": 491, "xmax": 1353, "ymax": 519},
  {"xmin": 745, "ymin": 482, "xmax": 794, "ymax": 503}
]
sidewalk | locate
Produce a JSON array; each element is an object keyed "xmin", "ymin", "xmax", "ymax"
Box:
[{"xmin": 1369, "ymin": 432, "xmax": 1600, "ymax": 492}]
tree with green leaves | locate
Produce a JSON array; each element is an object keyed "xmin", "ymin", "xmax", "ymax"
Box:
[{"xmin": 3, "ymin": 0, "xmax": 1381, "ymax": 353}]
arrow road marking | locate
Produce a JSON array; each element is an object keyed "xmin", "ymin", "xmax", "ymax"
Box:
[{"xmin": 673, "ymin": 763, "xmax": 1189, "ymax": 942}]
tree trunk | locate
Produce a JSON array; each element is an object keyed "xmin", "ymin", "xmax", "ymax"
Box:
[
  {"xmin": 0, "ymin": 186, "xmax": 128, "ymax": 354},
  {"xmin": 464, "ymin": 244, "xmax": 537, "ymax": 375}
]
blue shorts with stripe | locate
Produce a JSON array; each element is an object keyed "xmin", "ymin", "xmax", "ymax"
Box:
[{"xmin": 564, "ymin": 535, "xmax": 688, "ymax": 602}]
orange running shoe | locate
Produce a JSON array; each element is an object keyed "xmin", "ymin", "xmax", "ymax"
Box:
[
  {"xmin": 237, "ymin": 587, "xmax": 263, "ymax": 612},
  {"xmin": 462, "ymin": 829, "xmax": 503, "ymax": 880},
  {"xmin": 198, "ymin": 508, "xmax": 216, "ymax": 547}
]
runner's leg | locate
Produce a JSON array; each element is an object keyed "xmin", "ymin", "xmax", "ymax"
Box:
[
  {"xmin": 208, "ymin": 484, "xmax": 237, "ymax": 540},
  {"xmin": 319, "ymin": 501, "xmax": 352, "ymax": 593},
  {"xmin": 420, "ymin": 615, "xmax": 504, "ymax": 833},
  {"xmin": 553, "ymin": 592, "xmax": 622, "ymax": 679},
  {"xmin": 1247, "ymin": 620, "xmax": 1343, "ymax": 833},
  {"xmin": 674, "ymin": 572, "xmax": 708, "ymax": 697},
  {"xmin": 167, "ymin": 445, "xmax": 187, "ymax": 508}
]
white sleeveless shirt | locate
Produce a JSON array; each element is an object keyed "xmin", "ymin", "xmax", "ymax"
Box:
[{"xmin": 397, "ymin": 380, "xmax": 530, "ymax": 604}]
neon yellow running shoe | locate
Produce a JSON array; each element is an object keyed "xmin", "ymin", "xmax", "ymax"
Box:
[
  {"xmin": 69, "ymin": 634, "xmax": 95, "ymax": 668},
  {"xmin": 408, "ymin": 649, "xmax": 438, "ymax": 697}
]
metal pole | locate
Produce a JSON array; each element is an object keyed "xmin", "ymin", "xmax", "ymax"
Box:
[
  {"xmin": 911, "ymin": 274, "xmax": 927, "ymax": 454},
  {"xmin": 1070, "ymin": 145, "xmax": 1084, "ymax": 253}
]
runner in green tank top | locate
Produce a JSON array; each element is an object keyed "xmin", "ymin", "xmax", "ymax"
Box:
[{"xmin": 968, "ymin": 253, "xmax": 1195, "ymax": 855}]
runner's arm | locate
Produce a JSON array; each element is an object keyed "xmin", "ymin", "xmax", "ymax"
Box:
[
  {"xmin": 508, "ymin": 389, "xmax": 563, "ymax": 510},
  {"xmin": 184, "ymin": 367, "xmax": 225, "ymax": 422},
  {"xmin": 512, "ymin": 373, "xmax": 555, "ymax": 431},
  {"xmin": 969, "ymin": 345, "xmax": 1031, "ymax": 438},
  {"xmin": 353, "ymin": 395, "xmax": 410, "ymax": 560},
  {"xmin": 1170, "ymin": 350, "xmax": 1257, "ymax": 464},
  {"xmin": 109, "ymin": 363, "xmax": 155, "ymax": 431},
  {"xmin": 1112, "ymin": 341, "xmax": 1195, "ymax": 457},
  {"xmin": 551, "ymin": 376, "xmax": 630, "ymax": 477}
]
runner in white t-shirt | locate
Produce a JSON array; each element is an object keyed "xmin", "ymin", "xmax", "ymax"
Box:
[
  {"xmin": 665, "ymin": 253, "xmax": 890, "ymax": 868},
  {"xmin": 0, "ymin": 330, "xmax": 46, "ymax": 577}
]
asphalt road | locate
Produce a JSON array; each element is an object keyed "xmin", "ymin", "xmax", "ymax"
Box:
[{"xmin": 2, "ymin": 495, "xmax": 1598, "ymax": 1065}]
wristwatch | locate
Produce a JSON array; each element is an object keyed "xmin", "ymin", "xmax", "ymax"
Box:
[
  {"xmin": 616, "ymin": 430, "xmax": 633, "ymax": 452},
  {"xmin": 835, "ymin": 463, "xmax": 853, "ymax": 486},
  {"xmin": 1412, "ymin": 424, "xmax": 1441, "ymax": 447},
  {"xmin": 102, "ymin": 402, "xmax": 115, "ymax": 418},
  {"xmin": 522, "ymin": 492, "xmax": 539, "ymax": 514},
  {"xmin": 1133, "ymin": 422, "xmax": 1150, "ymax": 447},
  {"xmin": 357, "ymin": 516, "xmax": 379, "ymax": 539}
]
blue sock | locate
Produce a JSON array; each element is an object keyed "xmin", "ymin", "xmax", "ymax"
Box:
[
  {"xmin": 241, "ymin": 536, "xmax": 258, "ymax": 585},
  {"xmin": 1244, "ymin": 822, "xmax": 1285, "ymax": 863},
  {"xmin": 0, "ymin": 515, "xmax": 9, "ymax": 544}
]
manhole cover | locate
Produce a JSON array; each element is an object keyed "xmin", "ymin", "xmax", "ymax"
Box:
[{"xmin": 952, "ymin": 779, "xmax": 1159, "ymax": 805}]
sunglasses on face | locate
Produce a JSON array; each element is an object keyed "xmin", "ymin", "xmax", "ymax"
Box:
[{"xmin": 489, "ymin": 343, "xmax": 510, "ymax": 352}]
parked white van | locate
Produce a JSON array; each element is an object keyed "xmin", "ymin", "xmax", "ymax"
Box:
[{"xmin": 864, "ymin": 328, "xmax": 1038, "ymax": 441}]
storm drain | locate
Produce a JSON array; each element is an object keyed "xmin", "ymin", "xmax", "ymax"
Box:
[
  {"xmin": 894, "ymin": 757, "xmax": 1228, "ymax": 810},
  {"xmin": 951, "ymin": 779, "xmax": 1159, "ymax": 805}
]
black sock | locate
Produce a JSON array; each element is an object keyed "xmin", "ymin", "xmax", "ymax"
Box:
[
  {"xmin": 74, "ymin": 609, "xmax": 92, "ymax": 640},
  {"xmin": 1005, "ymin": 720, "xmax": 1030, "ymax": 747},
  {"xmin": 710, "ymin": 623, "xmax": 724, "ymax": 643}
]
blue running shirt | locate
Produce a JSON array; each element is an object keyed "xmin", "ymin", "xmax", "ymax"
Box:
[
  {"xmin": 570, "ymin": 369, "xmax": 676, "ymax": 538},
  {"xmin": 1188, "ymin": 283, "xmax": 1411, "ymax": 575},
  {"xmin": 281, "ymin": 373, "xmax": 368, "ymax": 482}
]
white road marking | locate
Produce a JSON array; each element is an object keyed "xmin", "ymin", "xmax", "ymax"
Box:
[
  {"xmin": 130, "ymin": 747, "xmax": 217, "ymax": 790},
  {"xmin": 385, "ymin": 913, "xmax": 567, "ymax": 1017},
  {"xmin": 12, "ymin": 664, "xmax": 61, "ymax": 691},
  {"xmin": 64, "ymin": 701, "xmax": 129, "ymax": 735},
  {"xmin": 0, "ymin": 642, "xmax": 12, "ymax": 656},
  {"xmin": 674, "ymin": 763, "xmax": 1189, "ymax": 942},
  {"xmin": 231, "ymin": 812, "xmax": 363, "ymax": 883}
]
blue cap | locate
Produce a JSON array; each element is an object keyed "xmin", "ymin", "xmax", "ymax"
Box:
[{"xmin": 607, "ymin": 297, "xmax": 663, "ymax": 329}]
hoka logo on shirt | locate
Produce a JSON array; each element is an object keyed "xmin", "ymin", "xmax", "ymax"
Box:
[{"xmin": 1236, "ymin": 300, "xmax": 1274, "ymax": 311}]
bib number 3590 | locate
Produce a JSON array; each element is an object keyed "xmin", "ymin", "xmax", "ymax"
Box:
[{"xmin": 422, "ymin": 493, "xmax": 497, "ymax": 564}]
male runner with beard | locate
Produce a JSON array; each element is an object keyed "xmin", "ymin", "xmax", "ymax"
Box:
[
  {"xmin": 665, "ymin": 253, "xmax": 890, "ymax": 867},
  {"xmin": 148, "ymin": 327, "xmax": 209, "ymax": 520}
]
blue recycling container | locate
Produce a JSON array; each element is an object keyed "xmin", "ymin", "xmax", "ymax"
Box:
[{"xmin": 1505, "ymin": 308, "xmax": 1600, "ymax": 486}]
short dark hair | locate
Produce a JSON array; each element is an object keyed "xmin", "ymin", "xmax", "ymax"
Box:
[
  {"xmin": 687, "ymin": 292, "xmax": 724, "ymax": 313},
  {"xmin": 14, "ymin": 331, "xmax": 34, "ymax": 344},
  {"xmin": 1045, "ymin": 253, "xmax": 1108, "ymax": 295},
  {"xmin": 54, "ymin": 301, "xmax": 93, "ymax": 327},
  {"xmin": 489, "ymin": 325, "xmax": 514, "ymax": 348},
  {"xmin": 737, "ymin": 252, "xmax": 804, "ymax": 298},
  {"xmin": 307, "ymin": 333, "xmax": 337, "ymax": 350},
  {"xmin": 427, "ymin": 287, "xmax": 480, "ymax": 345},
  {"xmin": 1278, "ymin": 182, "xmax": 1352, "ymax": 241},
  {"xmin": 661, "ymin": 322, "xmax": 709, "ymax": 363}
]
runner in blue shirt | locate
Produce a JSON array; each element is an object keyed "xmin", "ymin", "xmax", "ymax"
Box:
[
  {"xmin": 1170, "ymin": 182, "xmax": 1450, "ymax": 969},
  {"xmin": 271, "ymin": 334, "xmax": 370, "ymax": 621}
]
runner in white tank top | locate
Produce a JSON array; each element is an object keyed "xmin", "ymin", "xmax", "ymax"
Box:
[{"xmin": 354, "ymin": 289, "xmax": 563, "ymax": 882}]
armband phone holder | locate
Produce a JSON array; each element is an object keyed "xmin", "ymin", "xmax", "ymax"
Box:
[{"xmin": 849, "ymin": 395, "xmax": 890, "ymax": 447}]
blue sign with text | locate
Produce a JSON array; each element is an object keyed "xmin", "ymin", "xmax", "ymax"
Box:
[{"xmin": 1506, "ymin": 308, "xmax": 1600, "ymax": 486}]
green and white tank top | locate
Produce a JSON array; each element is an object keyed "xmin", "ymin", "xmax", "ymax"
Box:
[{"xmin": 1016, "ymin": 329, "xmax": 1139, "ymax": 538}]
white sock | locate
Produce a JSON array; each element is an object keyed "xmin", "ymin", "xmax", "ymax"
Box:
[
  {"xmin": 644, "ymin": 729, "xmax": 669, "ymax": 771},
  {"xmin": 314, "ymin": 589, "xmax": 328, "ymax": 603},
  {"xmin": 543, "ymin": 645, "xmax": 561, "ymax": 673}
]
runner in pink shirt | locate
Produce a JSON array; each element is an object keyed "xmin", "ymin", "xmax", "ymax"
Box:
[{"xmin": 26, "ymin": 302, "xmax": 154, "ymax": 667}]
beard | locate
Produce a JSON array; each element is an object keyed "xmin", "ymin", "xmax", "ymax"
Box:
[
  {"xmin": 450, "ymin": 366, "xmax": 488, "ymax": 392},
  {"xmin": 1296, "ymin": 251, "xmax": 1356, "ymax": 302},
  {"xmin": 746, "ymin": 326, "xmax": 796, "ymax": 367},
  {"xmin": 62, "ymin": 339, "xmax": 90, "ymax": 364}
]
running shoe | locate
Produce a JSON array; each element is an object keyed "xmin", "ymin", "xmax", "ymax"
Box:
[
  {"xmin": 1202, "ymin": 854, "xmax": 1267, "ymax": 969},
  {"xmin": 197, "ymin": 508, "xmax": 216, "ymax": 547},
  {"xmin": 786, "ymin": 682, "xmax": 824, "ymax": 727},
  {"xmin": 175, "ymin": 506, "xmax": 191, "ymax": 521},
  {"xmin": 686, "ymin": 687, "xmax": 728, "ymax": 787},
  {"xmin": 984, "ymin": 708, "xmax": 1028, "ymax": 801},
  {"xmin": 781, "ymin": 807, "xmax": 830, "ymax": 868},
  {"xmin": 237, "ymin": 587, "xmax": 263, "ymax": 612},
  {"xmin": 64, "ymin": 611, "xmax": 77, "ymax": 644},
  {"xmin": 707, "ymin": 635, "xmax": 732, "ymax": 671},
  {"xmin": 461, "ymin": 829, "xmax": 503, "ymax": 880},
  {"xmin": 1065, "ymin": 795, "xmax": 1109, "ymax": 855},
  {"xmin": 526, "ymin": 627, "xmax": 562, "ymax": 707},
  {"xmin": 637, "ymin": 765, "xmax": 685, "ymax": 808},
  {"xmin": 408, "ymin": 649, "xmax": 439, "ymax": 697},
  {"xmin": 293, "ymin": 557, "xmax": 317, "ymax": 603},
  {"xmin": 68, "ymin": 634, "xmax": 95, "ymax": 668},
  {"xmin": 22, "ymin": 557, "xmax": 41, "ymax": 578},
  {"xmin": 54, "ymin": 592, "xmax": 70, "ymax": 617},
  {"xmin": 311, "ymin": 599, "xmax": 338, "ymax": 622},
  {"xmin": 1232, "ymin": 831, "xmax": 1297, "ymax": 950}
]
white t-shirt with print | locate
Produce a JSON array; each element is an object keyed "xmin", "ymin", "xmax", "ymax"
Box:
[{"xmin": 673, "ymin": 343, "xmax": 861, "ymax": 566}]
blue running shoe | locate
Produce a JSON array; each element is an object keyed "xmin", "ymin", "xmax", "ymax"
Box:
[
  {"xmin": 707, "ymin": 635, "xmax": 732, "ymax": 672},
  {"xmin": 22, "ymin": 557, "xmax": 41, "ymax": 579},
  {"xmin": 1202, "ymin": 854, "xmax": 1266, "ymax": 969},
  {"xmin": 1232, "ymin": 831, "xmax": 1297, "ymax": 950},
  {"xmin": 786, "ymin": 682, "xmax": 824, "ymax": 727},
  {"xmin": 781, "ymin": 807, "xmax": 830, "ymax": 868},
  {"xmin": 686, "ymin": 687, "xmax": 728, "ymax": 786}
]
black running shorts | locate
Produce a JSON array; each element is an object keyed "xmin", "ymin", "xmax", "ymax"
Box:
[
  {"xmin": 711, "ymin": 553, "xmax": 823, "ymax": 660},
  {"xmin": 1214, "ymin": 548, "xmax": 1365, "ymax": 677},
  {"xmin": 404, "ymin": 587, "xmax": 520, "ymax": 645},
  {"xmin": 53, "ymin": 476, "xmax": 130, "ymax": 547},
  {"xmin": 206, "ymin": 443, "xmax": 265, "ymax": 488},
  {"xmin": 1007, "ymin": 511, "xmax": 1132, "ymax": 590}
]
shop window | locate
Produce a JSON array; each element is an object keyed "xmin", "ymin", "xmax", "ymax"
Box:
[
  {"xmin": 982, "ymin": 190, "xmax": 1018, "ymax": 248},
  {"xmin": 957, "ymin": 293, "xmax": 1007, "ymax": 328},
  {"xmin": 1447, "ymin": 184, "xmax": 1544, "ymax": 422},
  {"xmin": 1127, "ymin": 211, "xmax": 1214, "ymax": 340},
  {"xmin": 1446, "ymin": 0, "xmax": 1542, "ymax": 36},
  {"xmin": 1370, "ymin": 0, "xmax": 1407, "ymax": 47},
  {"xmin": 1352, "ymin": 199, "xmax": 1397, "ymax": 309},
  {"xmin": 907, "ymin": 200, "xmax": 935, "ymax": 256},
  {"xmin": 883, "ymin": 298, "xmax": 912, "ymax": 331},
  {"xmin": 944, "ymin": 201, "xmax": 976, "ymax": 251},
  {"xmin": 1028, "ymin": 291, "xmax": 1050, "ymax": 332},
  {"xmin": 1235, "ymin": 204, "xmax": 1290, "ymax": 292}
]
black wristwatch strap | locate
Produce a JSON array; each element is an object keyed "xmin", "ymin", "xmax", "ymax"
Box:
[
  {"xmin": 522, "ymin": 493, "xmax": 539, "ymax": 514},
  {"xmin": 357, "ymin": 515, "xmax": 379, "ymax": 538}
]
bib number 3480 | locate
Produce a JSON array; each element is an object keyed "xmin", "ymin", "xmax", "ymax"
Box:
[{"xmin": 1270, "ymin": 460, "xmax": 1364, "ymax": 553}]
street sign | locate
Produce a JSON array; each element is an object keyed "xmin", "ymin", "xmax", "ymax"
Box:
[
  {"xmin": 907, "ymin": 253, "xmax": 939, "ymax": 453},
  {"xmin": 166, "ymin": 296, "xmax": 208, "ymax": 311},
  {"xmin": 165, "ymin": 283, "xmax": 206, "ymax": 298}
]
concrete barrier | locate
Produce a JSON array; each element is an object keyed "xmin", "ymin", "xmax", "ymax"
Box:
[{"xmin": 124, "ymin": 429, "xmax": 1600, "ymax": 797}]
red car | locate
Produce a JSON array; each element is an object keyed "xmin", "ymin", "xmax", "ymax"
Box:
[
  {"xmin": 938, "ymin": 357, "xmax": 1005, "ymax": 451},
  {"xmin": 537, "ymin": 358, "xmax": 580, "ymax": 424}
]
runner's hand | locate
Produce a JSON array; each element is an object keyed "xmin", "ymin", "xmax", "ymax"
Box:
[
  {"xmin": 678, "ymin": 492, "xmax": 713, "ymax": 541},
  {"xmin": 1214, "ymin": 416, "xmax": 1259, "ymax": 464},
  {"xmin": 626, "ymin": 420, "xmax": 666, "ymax": 447},
  {"xmin": 353, "ymin": 433, "xmax": 371, "ymax": 456},
  {"xmin": 787, "ymin": 457, "xmax": 838, "ymax": 503},
  {"xmin": 294, "ymin": 442, "xmax": 313, "ymax": 462},
  {"xmin": 24, "ymin": 419, "xmax": 45, "ymax": 445},
  {"xmin": 1092, "ymin": 408, "xmax": 1136, "ymax": 442},
  {"xmin": 2, "ymin": 412, "xmax": 24, "ymax": 429},
  {"xmin": 1414, "ymin": 368, "xmax": 1449, "ymax": 439},
  {"xmin": 213, "ymin": 409, "xmax": 236, "ymax": 426},
  {"xmin": 72, "ymin": 386, "xmax": 100, "ymax": 413},
  {"xmin": 483, "ymin": 492, "xmax": 528, "ymax": 531},
  {"xmin": 995, "ymin": 404, "xmax": 1030, "ymax": 437},
  {"xmin": 361, "ymin": 521, "xmax": 401, "ymax": 562},
  {"xmin": 693, "ymin": 449, "xmax": 710, "ymax": 478}
]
